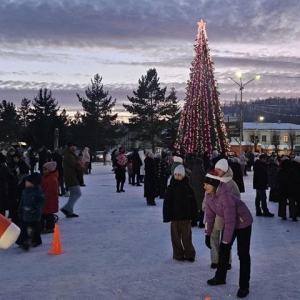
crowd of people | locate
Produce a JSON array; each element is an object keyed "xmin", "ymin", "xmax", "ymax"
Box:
[
  {"xmin": 0, "ymin": 142, "xmax": 89, "ymax": 251},
  {"xmin": 1, "ymin": 143, "xmax": 300, "ymax": 298}
]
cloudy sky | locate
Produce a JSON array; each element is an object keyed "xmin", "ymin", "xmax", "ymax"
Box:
[{"xmin": 1, "ymin": 0, "xmax": 300, "ymax": 119}]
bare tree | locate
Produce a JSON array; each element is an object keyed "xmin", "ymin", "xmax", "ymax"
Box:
[
  {"xmin": 271, "ymin": 130, "xmax": 281, "ymax": 154},
  {"xmin": 288, "ymin": 129, "xmax": 296, "ymax": 152}
]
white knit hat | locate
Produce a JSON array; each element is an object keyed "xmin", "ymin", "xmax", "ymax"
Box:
[
  {"xmin": 174, "ymin": 164, "xmax": 185, "ymax": 177},
  {"xmin": 173, "ymin": 156, "xmax": 183, "ymax": 163},
  {"xmin": 215, "ymin": 158, "xmax": 229, "ymax": 172}
]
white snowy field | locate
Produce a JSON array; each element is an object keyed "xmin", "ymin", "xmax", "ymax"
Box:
[{"xmin": 1, "ymin": 164, "xmax": 299, "ymax": 300}]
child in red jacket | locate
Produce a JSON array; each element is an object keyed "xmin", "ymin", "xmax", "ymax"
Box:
[{"xmin": 41, "ymin": 161, "xmax": 59, "ymax": 234}]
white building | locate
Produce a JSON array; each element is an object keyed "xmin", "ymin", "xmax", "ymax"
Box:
[{"xmin": 242, "ymin": 122, "xmax": 300, "ymax": 153}]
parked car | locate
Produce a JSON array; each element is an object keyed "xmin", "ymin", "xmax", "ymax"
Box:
[{"xmin": 96, "ymin": 151, "xmax": 105, "ymax": 162}]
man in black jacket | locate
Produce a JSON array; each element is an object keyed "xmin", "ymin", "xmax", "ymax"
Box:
[{"xmin": 253, "ymin": 154, "xmax": 274, "ymax": 217}]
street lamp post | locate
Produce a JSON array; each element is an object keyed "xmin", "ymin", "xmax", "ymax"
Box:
[{"xmin": 228, "ymin": 73, "xmax": 260, "ymax": 156}]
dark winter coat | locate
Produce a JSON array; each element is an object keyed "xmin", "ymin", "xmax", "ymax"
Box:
[
  {"xmin": 52, "ymin": 151, "xmax": 64, "ymax": 177},
  {"xmin": 190, "ymin": 158, "xmax": 205, "ymax": 211},
  {"xmin": 278, "ymin": 159, "xmax": 300, "ymax": 199},
  {"xmin": 163, "ymin": 176, "xmax": 198, "ymax": 223},
  {"xmin": 19, "ymin": 186, "xmax": 45, "ymax": 222},
  {"xmin": 115, "ymin": 162, "xmax": 126, "ymax": 182},
  {"xmin": 41, "ymin": 170, "xmax": 59, "ymax": 214},
  {"xmin": 229, "ymin": 161, "xmax": 245, "ymax": 193},
  {"xmin": 0, "ymin": 164, "xmax": 15, "ymax": 213},
  {"xmin": 144, "ymin": 156, "xmax": 158, "ymax": 198},
  {"xmin": 131, "ymin": 150, "xmax": 142, "ymax": 171},
  {"xmin": 267, "ymin": 162, "xmax": 279, "ymax": 189},
  {"xmin": 157, "ymin": 158, "xmax": 170, "ymax": 179},
  {"xmin": 253, "ymin": 159, "xmax": 268, "ymax": 190},
  {"xmin": 62, "ymin": 147, "xmax": 85, "ymax": 187},
  {"xmin": 205, "ymin": 183, "xmax": 253, "ymax": 244}
]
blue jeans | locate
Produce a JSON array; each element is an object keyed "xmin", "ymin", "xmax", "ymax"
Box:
[{"xmin": 61, "ymin": 186, "xmax": 82, "ymax": 214}]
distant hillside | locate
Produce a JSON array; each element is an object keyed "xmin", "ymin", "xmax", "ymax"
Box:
[{"xmin": 222, "ymin": 97, "xmax": 300, "ymax": 124}]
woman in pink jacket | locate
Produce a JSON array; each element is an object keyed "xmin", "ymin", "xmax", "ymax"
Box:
[{"xmin": 204, "ymin": 171, "xmax": 253, "ymax": 299}]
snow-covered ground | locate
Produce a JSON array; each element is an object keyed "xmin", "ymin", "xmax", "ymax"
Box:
[{"xmin": 1, "ymin": 164, "xmax": 299, "ymax": 300}]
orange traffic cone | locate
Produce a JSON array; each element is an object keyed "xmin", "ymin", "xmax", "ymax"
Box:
[{"xmin": 48, "ymin": 224, "xmax": 64, "ymax": 255}]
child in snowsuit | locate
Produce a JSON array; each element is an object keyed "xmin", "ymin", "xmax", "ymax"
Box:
[
  {"xmin": 163, "ymin": 165, "xmax": 198, "ymax": 261},
  {"xmin": 18, "ymin": 172, "xmax": 45, "ymax": 250}
]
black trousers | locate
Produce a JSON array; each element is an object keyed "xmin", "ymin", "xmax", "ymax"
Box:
[
  {"xmin": 216, "ymin": 225, "xmax": 252, "ymax": 289},
  {"xmin": 132, "ymin": 169, "xmax": 140, "ymax": 185},
  {"xmin": 23, "ymin": 221, "xmax": 42, "ymax": 246},
  {"xmin": 41, "ymin": 213, "xmax": 55, "ymax": 230}
]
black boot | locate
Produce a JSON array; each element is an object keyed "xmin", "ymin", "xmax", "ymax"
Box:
[
  {"xmin": 120, "ymin": 182, "xmax": 125, "ymax": 192},
  {"xmin": 198, "ymin": 210, "xmax": 205, "ymax": 228},
  {"xmin": 256, "ymin": 208, "xmax": 263, "ymax": 216}
]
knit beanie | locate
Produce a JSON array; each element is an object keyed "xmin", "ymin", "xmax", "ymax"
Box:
[
  {"xmin": 26, "ymin": 172, "xmax": 41, "ymax": 186},
  {"xmin": 43, "ymin": 161, "xmax": 57, "ymax": 172},
  {"xmin": 173, "ymin": 156, "xmax": 183, "ymax": 163},
  {"xmin": 174, "ymin": 164, "xmax": 185, "ymax": 177},
  {"xmin": 204, "ymin": 170, "xmax": 220, "ymax": 188},
  {"xmin": 215, "ymin": 158, "xmax": 229, "ymax": 173}
]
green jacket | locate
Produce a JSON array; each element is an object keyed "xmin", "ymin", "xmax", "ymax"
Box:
[{"xmin": 62, "ymin": 148, "xmax": 85, "ymax": 187}]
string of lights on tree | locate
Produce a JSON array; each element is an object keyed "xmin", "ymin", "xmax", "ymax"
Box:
[{"xmin": 175, "ymin": 19, "xmax": 229, "ymax": 154}]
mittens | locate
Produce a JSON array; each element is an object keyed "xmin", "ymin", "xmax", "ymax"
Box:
[{"xmin": 205, "ymin": 235, "xmax": 211, "ymax": 249}]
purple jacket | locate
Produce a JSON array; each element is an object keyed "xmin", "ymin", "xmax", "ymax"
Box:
[{"xmin": 205, "ymin": 183, "xmax": 253, "ymax": 243}]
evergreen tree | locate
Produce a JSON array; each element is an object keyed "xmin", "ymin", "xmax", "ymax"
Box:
[
  {"xmin": 18, "ymin": 98, "xmax": 31, "ymax": 128},
  {"xmin": 0, "ymin": 100, "xmax": 21, "ymax": 143},
  {"xmin": 175, "ymin": 20, "xmax": 229, "ymax": 154},
  {"xmin": 77, "ymin": 74, "xmax": 118, "ymax": 152},
  {"xmin": 24, "ymin": 88, "xmax": 68, "ymax": 149},
  {"xmin": 123, "ymin": 68, "xmax": 168, "ymax": 153},
  {"xmin": 160, "ymin": 87, "xmax": 181, "ymax": 149}
]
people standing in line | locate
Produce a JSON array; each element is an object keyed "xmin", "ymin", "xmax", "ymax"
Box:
[
  {"xmin": 82, "ymin": 147, "xmax": 90, "ymax": 174},
  {"xmin": 229, "ymin": 157, "xmax": 245, "ymax": 193},
  {"xmin": 52, "ymin": 148, "xmax": 66, "ymax": 196},
  {"xmin": 115, "ymin": 150, "xmax": 126, "ymax": 193},
  {"xmin": 204, "ymin": 171, "xmax": 253, "ymax": 299},
  {"xmin": 40, "ymin": 161, "xmax": 59, "ymax": 233},
  {"xmin": 163, "ymin": 164, "xmax": 198, "ymax": 262},
  {"xmin": 190, "ymin": 157, "xmax": 206, "ymax": 228},
  {"xmin": 60, "ymin": 142, "xmax": 85, "ymax": 218},
  {"xmin": 131, "ymin": 149, "xmax": 143, "ymax": 186},
  {"xmin": 18, "ymin": 173, "xmax": 45, "ymax": 250},
  {"xmin": 253, "ymin": 154, "xmax": 274, "ymax": 217},
  {"xmin": 207, "ymin": 158, "xmax": 240, "ymax": 270},
  {"xmin": 277, "ymin": 159, "xmax": 300, "ymax": 221},
  {"xmin": 267, "ymin": 157, "xmax": 279, "ymax": 202},
  {"xmin": 144, "ymin": 152, "xmax": 158, "ymax": 205}
]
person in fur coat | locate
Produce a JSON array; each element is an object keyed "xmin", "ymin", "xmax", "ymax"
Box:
[{"xmin": 41, "ymin": 161, "xmax": 59, "ymax": 233}]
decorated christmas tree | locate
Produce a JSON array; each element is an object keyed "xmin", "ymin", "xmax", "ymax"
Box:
[{"xmin": 175, "ymin": 20, "xmax": 229, "ymax": 154}]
